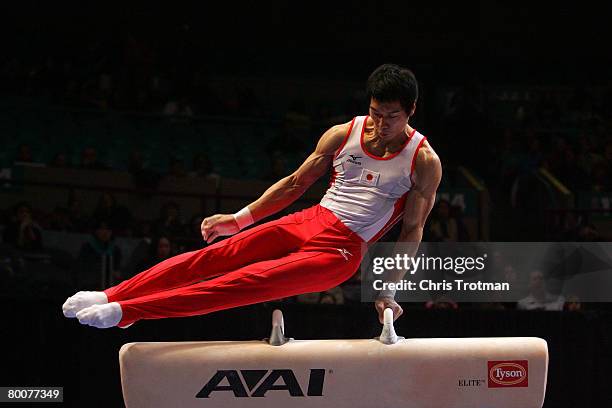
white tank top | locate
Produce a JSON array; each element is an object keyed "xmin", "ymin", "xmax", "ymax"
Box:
[{"xmin": 320, "ymin": 116, "xmax": 427, "ymax": 242}]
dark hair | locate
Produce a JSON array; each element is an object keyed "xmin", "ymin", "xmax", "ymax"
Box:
[
  {"xmin": 14, "ymin": 201, "xmax": 32, "ymax": 214},
  {"xmin": 91, "ymin": 218, "xmax": 112, "ymax": 231},
  {"xmin": 149, "ymin": 235, "xmax": 172, "ymax": 257},
  {"xmin": 366, "ymin": 64, "xmax": 418, "ymax": 114}
]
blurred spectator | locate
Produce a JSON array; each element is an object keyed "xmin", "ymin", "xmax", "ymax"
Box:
[
  {"xmin": 14, "ymin": 144, "xmax": 33, "ymax": 164},
  {"xmin": 425, "ymin": 294, "xmax": 459, "ymax": 310},
  {"xmin": 183, "ymin": 214, "xmax": 206, "ymax": 251},
  {"xmin": 136, "ymin": 236, "xmax": 175, "ymax": 271},
  {"xmin": 67, "ymin": 196, "xmax": 90, "ymax": 233},
  {"xmin": 425, "ymin": 199, "xmax": 458, "ymax": 242},
  {"xmin": 544, "ymin": 137, "xmax": 586, "ymax": 189},
  {"xmin": 135, "ymin": 88, "xmax": 151, "ymax": 111},
  {"xmin": 48, "ymin": 152, "xmax": 71, "ymax": 168},
  {"xmin": 503, "ymin": 265, "xmax": 518, "ymax": 286},
  {"xmin": 576, "ymin": 224, "xmax": 601, "ymax": 242},
  {"xmin": 552, "ymin": 214, "xmax": 601, "ymax": 242},
  {"xmin": 521, "ymin": 133, "xmax": 543, "ymax": 171},
  {"xmin": 76, "ymin": 219, "xmax": 122, "ymax": 290},
  {"xmin": 340, "ymin": 271, "xmax": 362, "ymax": 304},
  {"xmin": 189, "ymin": 153, "xmax": 219, "ymax": 180},
  {"xmin": 167, "ymin": 157, "xmax": 187, "ymax": 178},
  {"xmin": 80, "ymin": 147, "xmax": 108, "ymax": 170},
  {"xmin": 450, "ymin": 204, "xmax": 470, "ymax": 241},
  {"xmin": 237, "ymin": 85, "xmax": 262, "ymax": 117},
  {"xmin": 122, "ymin": 220, "xmax": 155, "ymax": 279},
  {"xmin": 2, "ymin": 202, "xmax": 43, "ymax": 251},
  {"xmin": 128, "ymin": 150, "xmax": 145, "ymax": 174},
  {"xmin": 568, "ymin": 87, "xmax": 601, "ymax": 125},
  {"xmin": 576, "ymin": 133, "xmax": 603, "ymax": 178},
  {"xmin": 496, "ymin": 128, "xmax": 523, "ymax": 191},
  {"xmin": 81, "ymin": 73, "xmax": 114, "ymax": 110},
  {"xmin": 558, "ymin": 211, "xmax": 582, "ymax": 241},
  {"xmin": 591, "ymin": 162, "xmax": 610, "ymax": 192},
  {"xmin": 489, "ymin": 253, "xmax": 520, "ymax": 305},
  {"xmin": 92, "ymin": 192, "xmax": 133, "ymax": 236},
  {"xmin": 517, "ymin": 270, "xmax": 564, "ymax": 311},
  {"xmin": 154, "ymin": 202, "xmax": 186, "ymax": 238},
  {"xmin": 296, "ymin": 286, "xmax": 344, "ymax": 304},
  {"xmin": 128, "ymin": 150, "xmax": 161, "ymax": 190},
  {"xmin": 563, "ymin": 295, "xmax": 582, "ymax": 312},
  {"xmin": 136, "ymin": 220, "xmax": 154, "ymax": 240},
  {"xmin": 264, "ymin": 152, "xmax": 289, "ymax": 181},
  {"xmin": 163, "ymin": 97, "xmax": 194, "ymax": 118},
  {"xmin": 265, "ymin": 118, "xmax": 307, "ymax": 158},
  {"xmin": 48, "ymin": 206, "xmax": 73, "ymax": 231},
  {"xmin": 442, "ymin": 81, "xmax": 487, "ymax": 170},
  {"xmin": 320, "ymin": 287, "xmax": 344, "ymax": 304}
]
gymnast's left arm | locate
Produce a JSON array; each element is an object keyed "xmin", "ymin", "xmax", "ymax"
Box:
[{"xmin": 375, "ymin": 142, "xmax": 442, "ymax": 323}]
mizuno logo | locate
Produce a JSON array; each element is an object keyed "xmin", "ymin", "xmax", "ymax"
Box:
[
  {"xmin": 346, "ymin": 154, "xmax": 362, "ymax": 166},
  {"xmin": 336, "ymin": 248, "xmax": 353, "ymax": 260},
  {"xmin": 196, "ymin": 369, "xmax": 326, "ymax": 398}
]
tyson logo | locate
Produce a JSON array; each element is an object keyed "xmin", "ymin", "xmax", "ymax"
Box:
[{"xmin": 487, "ymin": 360, "xmax": 528, "ymax": 388}]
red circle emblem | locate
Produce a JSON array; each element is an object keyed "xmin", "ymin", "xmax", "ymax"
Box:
[{"xmin": 366, "ymin": 174, "xmax": 373, "ymax": 181}]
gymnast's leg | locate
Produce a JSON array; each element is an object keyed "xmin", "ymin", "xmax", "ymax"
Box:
[
  {"xmin": 62, "ymin": 209, "xmax": 314, "ymax": 318},
  {"xmin": 76, "ymin": 241, "xmax": 363, "ymax": 328}
]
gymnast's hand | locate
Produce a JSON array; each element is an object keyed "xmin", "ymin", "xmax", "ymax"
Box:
[
  {"xmin": 375, "ymin": 296, "xmax": 403, "ymax": 324},
  {"xmin": 201, "ymin": 214, "xmax": 240, "ymax": 244}
]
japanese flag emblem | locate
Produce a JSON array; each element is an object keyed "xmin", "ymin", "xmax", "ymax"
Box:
[{"xmin": 359, "ymin": 168, "xmax": 380, "ymax": 186}]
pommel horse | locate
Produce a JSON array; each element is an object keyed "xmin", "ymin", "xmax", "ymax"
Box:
[{"xmin": 119, "ymin": 309, "xmax": 548, "ymax": 407}]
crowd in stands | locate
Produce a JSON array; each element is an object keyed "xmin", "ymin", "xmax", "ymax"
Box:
[
  {"xmin": 0, "ymin": 192, "xmax": 591, "ymax": 312},
  {"xmin": 439, "ymin": 81, "xmax": 612, "ymax": 193},
  {"xmin": 2, "ymin": 33, "xmax": 611, "ymax": 312},
  {"xmin": 4, "ymin": 37, "xmax": 612, "ymax": 192},
  {"xmin": 5, "ymin": 52, "xmax": 611, "ymax": 194},
  {"xmin": 1, "ymin": 42, "xmax": 359, "ymax": 126},
  {"xmin": 436, "ymin": 80, "xmax": 612, "ymax": 242}
]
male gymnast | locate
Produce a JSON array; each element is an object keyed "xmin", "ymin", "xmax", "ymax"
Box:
[{"xmin": 62, "ymin": 63, "xmax": 442, "ymax": 328}]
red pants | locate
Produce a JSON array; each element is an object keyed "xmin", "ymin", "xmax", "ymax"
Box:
[{"xmin": 104, "ymin": 205, "xmax": 364, "ymax": 327}]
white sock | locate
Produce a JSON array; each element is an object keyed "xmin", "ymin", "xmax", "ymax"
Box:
[
  {"xmin": 75, "ymin": 302, "xmax": 123, "ymax": 329},
  {"xmin": 62, "ymin": 291, "xmax": 108, "ymax": 318}
]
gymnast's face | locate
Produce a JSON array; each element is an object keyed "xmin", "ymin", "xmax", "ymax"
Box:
[{"xmin": 369, "ymin": 98, "xmax": 412, "ymax": 141}]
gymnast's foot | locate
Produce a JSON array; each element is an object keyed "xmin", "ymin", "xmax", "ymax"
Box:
[
  {"xmin": 62, "ymin": 291, "xmax": 108, "ymax": 317},
  {"xmin": 76, "ymin": 302, "xmax": 123, "ymax": 329}
]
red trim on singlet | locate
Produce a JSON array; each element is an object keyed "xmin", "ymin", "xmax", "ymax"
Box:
[
  {"xmin": 369, "ymin": 134, "xmax": 426, "ymax": 243},
  {"xmin": 328, "ymin": 117, "xmax": 356, "ymax": 189},
  {"xmin": 409, "ymin": 136, "xmax": 427, "ymax": 186},
  {"xmin": 360, "ymin": 116, "xmax": 415, "ymax": 161},
  {"xmin": 327, "ymin": 167, "xmax": 338, "ymax": 189},
  {"xmin": 333, "ymin": 117, "xmax": 356, "ymax": 160},
  {"xmin": 368, "ymin": 191, "xmax": 409, "ymax": 243}
]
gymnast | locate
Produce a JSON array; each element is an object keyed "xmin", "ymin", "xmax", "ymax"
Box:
[{"xmin": 62, "ymin": 63, "xmax": 442, "ymax": 328}]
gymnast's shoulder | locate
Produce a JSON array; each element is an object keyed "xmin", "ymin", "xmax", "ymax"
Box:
[{"xmin": 413, "ymin": 138, "xmax": 442, "ymax": 188}]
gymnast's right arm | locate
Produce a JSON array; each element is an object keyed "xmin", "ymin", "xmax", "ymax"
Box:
[{"xmin": 200, "ymin": 122, "xmax": 350, "ymax": 243}]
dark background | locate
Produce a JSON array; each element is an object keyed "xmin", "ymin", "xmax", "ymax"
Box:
[
  {"xmin": 1, "ymin": 2, "xmax": 612, "ymax": 407},
  {"xmin": 5, "ymin": 3, "xmax": 612, "ymax": 80}
]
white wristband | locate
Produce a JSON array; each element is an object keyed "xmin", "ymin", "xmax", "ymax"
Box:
[{"xmin": 233, "ymin": 206, "xmax": 254, "ymax": 230}]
